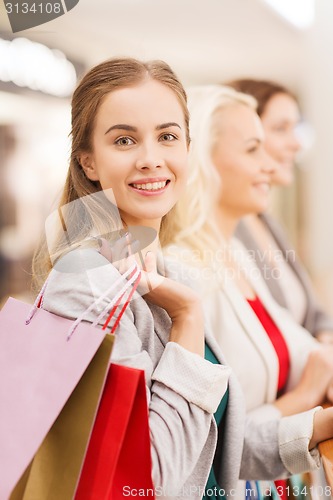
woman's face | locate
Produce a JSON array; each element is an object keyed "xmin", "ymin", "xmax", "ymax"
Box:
[
  {"xmin": 260, "ymin": 93, "xmax": 301, "ymax": 186},
  {"xmin": 212, "ymin": 103, "xmax": 274, "ymax": 219},
  {"xmin": 80, "ymin": 79, "xmax": 188, "ymax": 229}
]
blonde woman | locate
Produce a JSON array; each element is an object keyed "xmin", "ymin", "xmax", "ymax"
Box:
[{"xmin": 165, "ymin": 85, "xmax": 333, "ymax": 499}]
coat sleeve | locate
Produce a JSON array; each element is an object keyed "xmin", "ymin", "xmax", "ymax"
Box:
[
  {"xmin": 41, "ymin": 248, "xmax": 230, "ymax": 493},
  {"xmin": 240, "ymin": 403, "xmax": 322, "ymax": 480}
]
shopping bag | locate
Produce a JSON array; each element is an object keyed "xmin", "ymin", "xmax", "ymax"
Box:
[
  {"xmin": 10, "ymin": 333, "xmax": 114, "ymax": 500},
  {"xmin": 75, "ymin": 363, "xmax": 155, "ymax": 500},
  {"xmin": 0, "ymin": 260, "xmax": 141, "ymax": 500},
  {"xmin": 0, "ymin": 296, "xmax": 110, "ymax": 500}
]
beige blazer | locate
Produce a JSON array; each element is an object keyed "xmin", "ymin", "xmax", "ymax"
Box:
[
  {"xmin": 202, "ymin": 239, "xmax": 319, "ymax": 411},
  {"xmin": 165, "ymin": 240, "xmax": 320, "ymax": 484},
  {"xmin": 165, "ymin": 241, "xmax": 321, "ymax": 479}
]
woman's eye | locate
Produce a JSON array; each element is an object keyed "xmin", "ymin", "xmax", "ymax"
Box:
[
  {"xmin": 273, "ymin": 125, "xmax": 288, "ymax": 133},
  {"xmin": 115, "ymin": 137, "xmax": 134, "ymax": 146},
  {"xmin": 160, "ymin": 133, "xmax": 177, "ymax": 142},
  {"xmin": 247, "ymin": 146, "xmax": 258, "ymax": 154}
]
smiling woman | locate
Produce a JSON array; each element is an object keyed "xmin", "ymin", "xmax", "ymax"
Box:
[{"xmin": 79, "ymin": 79, "xmax": 189, "ymax": 229}]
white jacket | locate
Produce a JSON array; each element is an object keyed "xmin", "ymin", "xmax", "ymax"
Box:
[{"xmin": 165, "ymin": 240, "xmax": 322, "ymax": 483}]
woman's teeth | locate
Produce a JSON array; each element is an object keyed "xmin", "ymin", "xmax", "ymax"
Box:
[{"xmin": 132, "ymin": 181, "xmax": 167, "ymax": 190}]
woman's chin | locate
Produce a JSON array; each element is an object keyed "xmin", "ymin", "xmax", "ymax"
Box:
[
  {"xmin": 271, "ymin": 166, "xmax": 294, "ymax": 187},
  {"xmin": 252, "ymin": 201, "xmax": 270, "ymax": 215}
]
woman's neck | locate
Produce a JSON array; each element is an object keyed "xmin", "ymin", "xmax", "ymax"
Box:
[
  {"xmin": 215, "ymin": 206, "xmax": 239, "ymax": 241},
  {"xmin": 121, "ymin": 216, "xmax": 161, "ymax": 257},
  {"xmin": 215, "ymin": 207, "xmax": 257, "ymax": 300}
]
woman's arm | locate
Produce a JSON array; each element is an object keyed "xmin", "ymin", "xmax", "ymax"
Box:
[
  {"xmin": 240, "ymin": 405, "xmax": 322, "ymax": 480},
  {"xmin": 241, "ymin": 346, "xmax": 333, "ymax": 480},
  {"xmin": 42, "ymin": 247, "xmax": 230, "ymax": 492}
]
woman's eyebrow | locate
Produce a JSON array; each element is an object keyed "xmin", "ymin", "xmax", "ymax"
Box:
[
  {"xmin": 105, "ymin": 124, "xmax": 137, "ymax": 135},
  {"xmin": 245, "ymin": 137, "xmax": 261, "ymax": 144},
  {"xmin": 105, "ymin": 122, "xmax": 181, "ymax": 135},
  {"xmin": 156, "ymin": 122, "xmax": 181, "ymax": 130}
]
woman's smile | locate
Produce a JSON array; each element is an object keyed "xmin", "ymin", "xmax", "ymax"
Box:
[{"xmin": 128, "ymin": 177, "xmax": 171, "ymax": 196}]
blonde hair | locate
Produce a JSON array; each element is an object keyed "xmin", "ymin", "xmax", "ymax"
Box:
[
  {"xmin": 32, "ymin": 57, "xmax": 190, "ymax": 289},
  {"xmin": 165, "ymin": 84, "xmax": 257, "ymax": 264}
]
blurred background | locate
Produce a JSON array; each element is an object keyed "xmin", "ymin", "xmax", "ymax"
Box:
[{"xmin": 0, "ymin": 0, "xmax": 333, "ymax": 313}]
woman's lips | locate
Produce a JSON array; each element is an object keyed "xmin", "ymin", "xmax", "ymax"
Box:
[
  {"xmin": 253, "ymin": 182, "xmax": 270, "ymax": 194},
  {"xmin": 128, "ymin": 179, "xmax": 170, "ymax": 196}
]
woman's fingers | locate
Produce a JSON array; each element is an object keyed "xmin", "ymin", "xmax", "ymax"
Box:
[
  {"xmin": 99, "ymin": 234, "xmax": 140, "ymax": 275},
  {"xmin": 316, "ymin": 331, "xmax": 333, "ymax": 344},
  {"xmin": 326, "ymin": 379, "xmax": 333, "ymax": 404},
  {"xmin": 143, "ymin": 251, "xmax": 157, "ymax": 273},
  {"xmin": 108, "ymin": 233, "xmax": 138, "ymax": 263},
  {"xmin": 296, "ymin": 346, "xmax": 333, "ymax": 407}
]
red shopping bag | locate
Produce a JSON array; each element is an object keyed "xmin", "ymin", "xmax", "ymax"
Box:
[{"xmin": 75, "ymin": 363, "xmax": 155, "ymax": 499}]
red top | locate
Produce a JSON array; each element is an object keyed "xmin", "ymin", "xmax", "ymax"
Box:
[
  {"xmin": 247, "ymin": 296, "xmax": 290, "ymax": 500},
  {"xmin": 247, "ymin": 296, "xmax": 290, "ymax": 392}
]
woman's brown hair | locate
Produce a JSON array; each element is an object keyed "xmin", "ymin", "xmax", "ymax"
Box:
[{"xmin": 225, "ymin": 79, "xmax": 297, "ymax": 117}]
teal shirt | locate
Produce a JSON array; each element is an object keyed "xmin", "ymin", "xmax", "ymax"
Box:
[{"xmin": 204, "ymin": 344, "xmax": 228, "ymax": 500}]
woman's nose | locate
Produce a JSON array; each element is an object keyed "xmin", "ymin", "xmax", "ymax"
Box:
[
  {"xmin": 135, "ymin": 144, "xmax": 164, "ymax": 170},
  {"xmin": 136, "ymin": 160, "xmax": 163, "ymax": 170},
  {"xmin": 289, "ymin": 131, "xmax": 302, "ymax": 152},
  {"xmin": 261, "ymin": 150, "xmax": 278, "ymax": 175}
]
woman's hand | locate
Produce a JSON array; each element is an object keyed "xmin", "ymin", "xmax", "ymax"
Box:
[
  {"xmin": 326, "ymin": 380, "xmax": 333, "ymax": 405},
  {"xmin": 316, "ymin": 330, "xmax": 333, "ymax": 344},
  {"xmin": 275, "ymin": 346, "xmax": 333, "ymax": 415},
  {"xmin": 104, "ymin": 236, "xmax": 205, "ymax": 357},
  {"xmin": 142, "ymin": 252, "xmax": 201, "ymax": 318},
  {"xmin": 295, "ymin": 347, "xmax": 333, "ymax": 407},
  {"xmin": 142, "ymin": 252, "xmax": 205, "ymax": 356},
  {"xmin": 309, "ymin": 407, "xmax": 333, "ymax": 449}
]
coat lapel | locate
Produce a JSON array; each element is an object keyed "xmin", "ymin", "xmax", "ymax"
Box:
[{"xmin": 221, "ymin": 275, "xmax": 279, "ymax": 404}]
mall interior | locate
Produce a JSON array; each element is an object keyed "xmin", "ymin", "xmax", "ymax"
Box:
[{"xmin": 1, "ymin": 0, "xmax": 333, "ymax": 314}]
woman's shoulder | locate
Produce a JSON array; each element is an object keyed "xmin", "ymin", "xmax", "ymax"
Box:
[
  {"xmin": 163, "ymin": 243, "xmax": 199, "ymax": 265},
  {"xmin": 163, "ymin": 244, "xmax": 205, "ymax": 279},
  {"xmin": 41, "ymin": 245, "xmax": 132, "ymax": 320},
  {"xmin": 53, "ymin": 240, "xmax": 116, "ymax": 271},
  {"xmin": 162, "ymin": 246, "xmax": 207, "ymax": 294}
]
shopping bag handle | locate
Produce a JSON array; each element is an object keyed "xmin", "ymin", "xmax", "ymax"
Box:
[
  {"xmin": 67, "ymin": 264, "xmax": 141, "ymax": 340},
  {"xmin": 92, "ymin": 236, "xmax": 142, "ymax": 334},
  {"xmin": 94, "ymin": 266, "xmax": 141, "ymax": 332},
  {"xmin": 25, "ymin": 262, "xmax": 141, "ymax": 341}
]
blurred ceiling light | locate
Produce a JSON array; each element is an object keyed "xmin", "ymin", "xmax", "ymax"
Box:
[
  {"xmin": 0, "ymin": 37, "xmax": 77, "ymax": 97},
  {"xmin": 261, "ymin": 0, "xmax": 315, "ymax": 29}
]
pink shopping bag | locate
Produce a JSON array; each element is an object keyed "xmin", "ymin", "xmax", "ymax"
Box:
[{"xmin": 0, "ymin": 297, "xmax": 108, "ymax": 499}]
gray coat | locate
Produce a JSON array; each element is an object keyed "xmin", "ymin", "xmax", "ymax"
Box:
[{"xmin": 236, "ymin": 213, "xmax": 333, "ymax": 336}]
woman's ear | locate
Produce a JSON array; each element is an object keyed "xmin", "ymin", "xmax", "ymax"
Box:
[{"xmin": 79, "ymin": 153, "xmax": 99, "ymax": 181}]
